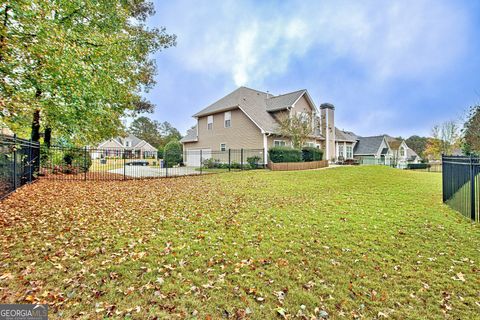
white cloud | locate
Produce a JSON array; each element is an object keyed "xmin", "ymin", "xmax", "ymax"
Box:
[{"xmin": 155, "ymin": 0, "xmax": 468, "ymax": 87}]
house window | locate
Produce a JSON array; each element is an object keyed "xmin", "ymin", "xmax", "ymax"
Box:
[
  {"xmin": 400, "ymin": 147, "xmax": 405, "ymax": 157},
  {"xmin": 220, "ymin": 143, "xmax": 226, "ymax": 151},
  {"xmin": 207, "ymin": 115, "xmax": 213, "ymax": 130},
  {"xmin": 274, "ymin": 140, "xmax": 286, "ymax": 147},
  {"xmin": 305, "ymin": 142, "xmax": 315, "ymax": 147},
  {"xmin": 125, "ymin": 141, "xmax": 130, "ymax": 147},
  {"xmin": 346, "ymin": 145, "xmax": 353, "ymax": 158},
  {"xmin": 224, "ymin": 111, "xmax": 231, "ymax": 128},
  {"xmin": 338, "ymin": 145, "xmax": 344, "ymax": 157}
]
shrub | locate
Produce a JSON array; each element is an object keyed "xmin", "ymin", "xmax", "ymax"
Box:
[
  {"xmin": 164, "ymin": 140, "xmax": 183, "ymax": 167},
  {"xmin": 407, "ymin": 163, "xmax": 430, "ymax": 170},
  {"xmin": 62, "ymin": 149, "xmax": 92, "ymax": 173},
  {"xmin": 230, "ymin": 161, "xmax": 241, "ymax": 169},
  {"xmin": 202, "ymin": 158, "xmax": 221, "ymax": 169},
  {"xmin": 302, "ymin": 147, "xmax": 323, "ymax": 162},
  {"xmin": 247, "ymin": 156, "xmax": 261, "ymax": 168},
  {"xmin": 157, "ymin": 147, "xmax": 164, "ymax": 159},
  {"xmin": 268, "ymin": 147, "xmax": 302, "ymax": 163}
]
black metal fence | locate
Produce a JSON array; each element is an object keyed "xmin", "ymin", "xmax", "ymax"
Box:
[
  {"xmin": 442, "ymin": 155, "xmax": 479, "ymax": 222},
  {"xmin": 39, "ymin": 146, "xmax": 266, "ymax": 180},
  {"xmin": 0, "ymin": 134, "xmax": 40, "ymax": 199}
]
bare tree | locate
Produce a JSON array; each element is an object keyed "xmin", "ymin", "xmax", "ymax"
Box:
[
  {"xmin": 425, "ymin": 121, "xmax": 460, "ymax": 158},
  {"xmin": 277, "ymin": 113, "xmax": 313, "ymax": 149}
]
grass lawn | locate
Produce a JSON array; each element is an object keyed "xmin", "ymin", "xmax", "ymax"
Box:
[{"xmin": 0, "ymin": 166, "xmax": 479, "ymax": 319}]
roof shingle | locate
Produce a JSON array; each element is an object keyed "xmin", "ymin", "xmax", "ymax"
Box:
[
  {"xmin": 191, "ymin": 87, "xmax": 316, "ymax": 135},
  {"xmin": 353, "ymin": 135, "xmax": 385, "ymax": 155}
]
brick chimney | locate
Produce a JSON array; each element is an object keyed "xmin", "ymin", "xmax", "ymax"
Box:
[{"xmin": 320, "ymin": 103, "xmax": 335, "ymax": 162}]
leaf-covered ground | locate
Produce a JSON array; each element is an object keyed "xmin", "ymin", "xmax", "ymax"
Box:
[{"xmin": 0, "ymin": 166, "xmax": 479, "ymax": 319}]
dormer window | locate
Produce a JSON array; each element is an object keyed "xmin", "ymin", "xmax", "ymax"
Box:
[
  {"xmin": 224, "ymin": 111, "xmax": 231, "ymax": 128},
  {"xmin": 207, "ymin": 115, "xmax": 213, "ymax": 130}
]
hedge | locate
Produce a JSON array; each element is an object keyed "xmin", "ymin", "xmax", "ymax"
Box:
[
  {"xmin": 164, "ymin": 140, "xmax": 183, "ymax": 167},
  {"xmin": 302, "ymin": 147, "xmax": 323, "ymax": 162},
  {"xmin": 268, "ymin": 147, "xmax": 302, "ymax": 163},
  {"xmin": 407, "ymin": 163, "xmax": 430, "ymax": 170}
]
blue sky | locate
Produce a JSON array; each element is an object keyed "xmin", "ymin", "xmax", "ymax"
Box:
[{"xmin": 143, "ymin": 0, "xmax": 480, "ymax": 138}]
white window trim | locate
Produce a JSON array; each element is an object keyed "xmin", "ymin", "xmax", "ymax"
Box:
[
  {"xmin": 224, "ymin": 111, "xmax": 231, "ymax": 128},
  {"xmin": 274, "ymin": 140, "xmax": 287, "ymax": 147},
  {"xmin": 207, "ymin": 115, "xmax": 213, "ymax": 130},
  {"xmin": 220, "ymin": 143, "xmax": 226, "ymax": 151},
  {"xmin": 346, "ymin": 145, "xmax": 353, "ymax": 159}
]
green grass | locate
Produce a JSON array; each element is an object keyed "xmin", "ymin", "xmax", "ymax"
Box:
[{"xmin": 0, "ymin": 166, "xmax": 479, "ymax": 319}]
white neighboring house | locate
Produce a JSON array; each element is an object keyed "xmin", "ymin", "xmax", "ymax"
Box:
[
  {"xmin": 352, "ymin": 135, "xmax": 421, "ymax": 167},
  {"xmin": 91, "ymin": 134, "xmax": 157, "ymax": 159}
]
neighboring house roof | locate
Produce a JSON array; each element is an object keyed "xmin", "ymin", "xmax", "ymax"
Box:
[
  {"xmin": 353, "ymin": 135, "xmax": 386, "ymax": 155},
  {"xmin": 115, "ymin": 133, "xmax": 142, "ymax": 148},
  {"xmin": 180, "ymin": 127, "xmax": 198, "ymax": 143},
  {"xmin": 98, "ymin": 133, "xmax": 157, "ymax": 151},
  {"xmin": 335, "ymin": 128, "xmax": 358, "ymax": 142},
  {"xmin": 406, "ymin": 148, "xmax": 420, "ymax": 160},
  {"xmin": 191, "ymin": 86, "xmax": 319, "ymax": 135},
  {"xmin": 385, "ymin": 137, "xmax": 402, "ymax": 150}
]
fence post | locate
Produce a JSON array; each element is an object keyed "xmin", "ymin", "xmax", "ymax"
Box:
[
  {"xmin": 441, "ymin": 154, "xmax": 445, "ymax": 202},
  {"xmin": 13, "ymin": 134, "xmax": 17, "ymax": 191},
  {"xmin": 228, "ymin": 149, "xmax": 231, "ymax": 172},
  {"xmin": 241, "ymin": 148, "xmax": 244, "ymax": 170},
  {"xmin": 84, "ymin": 146, "xmax": 87, "ymax": 181},
  {"xmin": 28, "ymin": 139, "xmax": 33, "ymax": 183},
  {"xmin": 200, "ymin": 150, "xmax": 203, "ymax": 174},
  {"xmin": 165, "ymin": 150, "xmax": 168, "ymax": 177},
  {"xmin": 123, "ymin": 151, "xmax": 126, "ymax": 180},
  {"xmin": 470, "ymin": 155, "xmax": 476, "ymax": 221}
]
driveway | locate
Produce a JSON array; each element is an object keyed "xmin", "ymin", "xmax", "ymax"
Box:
[{"xmin": 109, "ymin": 166, "xmax": 203, "ymax": 178}]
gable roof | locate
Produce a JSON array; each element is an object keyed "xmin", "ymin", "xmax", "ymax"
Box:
[
  {"xmin": 265, "ymin": 89, "xmax": 306, "ymax": 112},
  {"xmin": 353, "ymin": 135, "xmax": 386, "ymax": 155},
  {"xmin": 335, "ymin": 128, "xmax": 358, "ymax": 142},
  {"xmin": 385, "ymin": 136, "xmax": 403, "ymax": 150},
  {"xmin": 407, "ymin": 148, "xmax": 420, "ymax": 160},
  {"xmin": 98, "ymin": 133, "xmax": 157, "ymax": 151},
  {"xmin": 191, "ymin": 86, "xmax": 318, "ymax": 134},
  {"xmin": 180, "ymin": 127, "xmax": 198, "ymax": 143}
]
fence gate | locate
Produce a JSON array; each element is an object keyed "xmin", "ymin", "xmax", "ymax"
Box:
[
  {"xmin": 442, "ymin": 155, "xmax": 479, "ymax": 222},
  {"xmin": 0, "ymin": 134, "xmax": 40, "ymax": 199}
]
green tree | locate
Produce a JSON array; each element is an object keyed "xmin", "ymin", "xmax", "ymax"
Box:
[
  {"xmin": 158, "ymin": 121, "xmax": 182, "ymax": 145},
  {"xmin": 128, "ymin": 117, "xmax": 182, "ymax": 149},
  {"xmin": 0, "ymin": 1, "xmax": 176, "ymax": 144},
  {"xmin": 462, "ymin": 105, "xmax": 480, "ymax": 155},
  {"xmin": 129, "ymin": 116, "xmax": 163, "ymax": 148},
  {"xmin": 163, "ymin": 140, "xmax": 182, "ymax": 167},
  {"xmin": 277, "ymin": 113, "xmax": 313, "ymax": 149},
  {"xmin": 405, "ymin": 135, "xmax": 429, "ymax": 158}
]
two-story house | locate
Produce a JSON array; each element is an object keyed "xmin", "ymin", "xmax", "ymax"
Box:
[{"xmin": 180, "ymin": 86, "xmax": 358, "ymax": 165}]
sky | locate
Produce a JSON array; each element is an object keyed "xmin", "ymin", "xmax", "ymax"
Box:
[{"xmin": 143, "ymin": 0, "xmax": 480, "ymax": 138}]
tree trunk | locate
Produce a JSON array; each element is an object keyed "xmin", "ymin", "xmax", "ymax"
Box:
[
  {"xmin": 31, "ymin": 87, "xmax": 42, "ymax": 142},
  {"xmin": 31, "ymin": 109, "xmax": 41, "ymax": 142},
  {"xmin": 44, "ymin": 127, "xmax": 52, "ymax": 147}
]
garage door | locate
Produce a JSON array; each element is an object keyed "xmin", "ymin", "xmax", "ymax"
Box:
[{"xmin": 185, "ymin": 149, "xmax": 211, "ymax": 167}]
